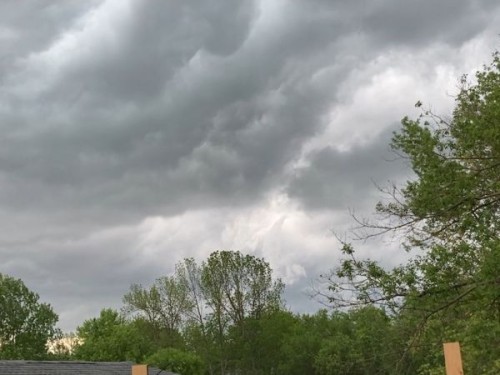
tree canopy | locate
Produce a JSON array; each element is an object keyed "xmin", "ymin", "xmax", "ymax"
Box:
[
  {"xmin": 0, "ymin": 273, "xmax": 59, "ymax": 359},
  {"xmin": 73, "ymin": 308, "xmax": 153, "ymax": 363}
]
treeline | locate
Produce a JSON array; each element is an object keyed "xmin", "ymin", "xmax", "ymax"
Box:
[
  {"xmin": 62, "ymin": 250, "xmax": 422, "ymax": 374},
  {"xmin": 71, "ymin": 296, "xmax": 409, "ymax": 375},
  {"xmin": 0, "ymin": 251, "xmax": 448, "ymax": 375},
  {"xmin": 0, "ymin": 252, "xmax": 412, "ymax": 375},
  {"xmin": 73, "ymin": 250, "xmax": 286, "ymax": 374}
]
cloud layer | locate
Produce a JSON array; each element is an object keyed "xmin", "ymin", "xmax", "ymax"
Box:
[{"xmin": 1, "ymin": 0, "xmax": 499, "ymax": 331}]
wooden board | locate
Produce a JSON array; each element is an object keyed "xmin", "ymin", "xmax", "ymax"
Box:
[
  {"xmin": 443, "ymin": 342, "xmax": 464, "ymax": 375},
  {"xmin": 132, "ymin": 364, "xmax": 148, "ymax": 375}
]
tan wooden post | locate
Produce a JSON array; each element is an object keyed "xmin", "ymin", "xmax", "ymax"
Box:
[
  {"xmin": 132, "ymin": 364, "xmax": 148, "ymax": 375},
  {"xmin": 443, "ymin": 342, "xmax": 464, "ymax": 375}
]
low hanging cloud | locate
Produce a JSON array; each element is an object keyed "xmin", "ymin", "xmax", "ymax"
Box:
[
  {"xmin": 1, "ymin": 0, "xmax": 499, "ymax": 331},
  {"xmin": 287, "ymin": 126, "xmax": 404, "ymax": 211}
]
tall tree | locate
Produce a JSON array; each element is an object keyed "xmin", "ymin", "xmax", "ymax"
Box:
[
  {"xmin": 0, "ymin": 273, "xmax": 59, "ymax": 359},
  {"xmin": 201, "ymin": 250, "xmax": 284, "ymax": 327},
  {"xmin": 176, "ymin": 258, "xmax": 205, "ymax": 326},
  {"xmin": 118, "ymin": 251, "xmax": 285, "ymax": 375},
  {"xmin": 325, "ymin": 52, "xmax": 500, "ymax": 373},
  {"xmin": 201, "ymin": 250, "xmax": 284, "ymax": 375},
  {"xmin": 123, "ymin": 275, "xmax": 194, "ymax": 332}
]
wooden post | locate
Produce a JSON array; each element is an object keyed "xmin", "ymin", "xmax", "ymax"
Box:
[
  {"xmin": 132, "ymin": 364, "xmax": 148, "ymax": 375},
  {"xmin": 443, "ymin": 342, "xmax": 464, "ymax": 375}
]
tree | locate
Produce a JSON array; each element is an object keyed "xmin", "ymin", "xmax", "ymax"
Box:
[
  {"xmin": 0, "ymin": 273, "xmax": 59, "ymax": 359},
  {"xmin": 175, "ymin": 258, "xmax": 219, "ymax": 374},
  {"xmin": 175, "ymin": 258, "xmax": 206, "ymax": 326},
  {"xmin": 201, "ymin": 250, "xmax": 284, "ymax": 328},
  {"xmin": 324, "ymin": 52, "xmax": 500, "ymax": 373},
  {"xmin": 314, "ymin": 307, "xmax": 394, "ymax": 375},
  {"xmin": 119, "ymin": 251, "xmax": 285, "ymax": 375},
  {"xmin": 249, "ymin": 310, "xmax": 303, "ymax": 375},
  {"xmin": 278, "ymin": 311, "xmax": 330, "ymax": 375},
  {"xmin": 73, "ymin": 308, "xmax": 153, "ymax": 362},
  {"xmin": 123, "ymin": 275, "xmax": 194, "ymax": 333},
  {"xmin": 145, "ymin": 348, "xmax": 205, "ymax": 375},
  {"xmin": 201, "ymin": 250, "xmax": 284, "ymax": 374},
  {"xmin": 122, "ymin": 274, "xmax": 192, "ymax": 350}
]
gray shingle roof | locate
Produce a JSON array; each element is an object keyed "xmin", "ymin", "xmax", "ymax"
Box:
[{"xmin": 0, "ymin": 361, "xmax": 177, "ymax": 375}]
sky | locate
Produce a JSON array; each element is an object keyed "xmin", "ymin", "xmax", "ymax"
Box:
[{"xmin": 1, "ymin": 0, "xmax": 499, "ymax": 332}]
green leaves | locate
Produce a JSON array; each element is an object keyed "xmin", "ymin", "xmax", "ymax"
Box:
[
  {"xmin": 197, "ymin": 250, "xmax": 285, "ymax": 373},
  {"xmin": 201, "ymin": 250, "xmax": 284, "ymax": 326},
  {"xmin": 322, "ymin": 51, "xmax": 500, "ymax": 373},
  {"xmin": 73, "ymin": 309, "xmax": 153, "ymax": 362},
  {"xmin": 145, "ymin": 348, "xmax": 205, "ymax": 375},
  {"xmin": 123, "ymin": 275, "xmax": 194, "ymax": 332},
  {"xmin": 72, "ymin": 251, "xmax": 285, "ymax": 374},
  {"xmin": 0, "ymin": 273, "xmax": 59, "ymax": 360}
]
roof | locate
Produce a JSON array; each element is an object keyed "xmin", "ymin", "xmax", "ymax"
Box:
[{"xmin": 0, "ymin": 361, "xmax": 177, "ymax": 375}]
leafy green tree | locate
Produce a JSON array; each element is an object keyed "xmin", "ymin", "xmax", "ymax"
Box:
[
  {"xmin": 201, "ymin": 250, "xmax": 284, "ymax": 327},
  {"xmin": 325, "ymin": 52, "xmax": 500, "ymax": 373},
  {"xmin": 249, "ymin": 310, "xmax": 298, "ymax": 374},
  {"xmin": 175, "ymin": 258, "xmax": 217, "ymax": 373},
  {"xmin": 122, "ymin": 274, "xmax": 193, "ymax": 350},
  {"xmin": 314, "ymin": 307, "xmax": 394, "ymax": 375},
  {"xmin": 0, "ymin": 273, "xmax": 59, "ymax": 359},
  {"xmin": 201, "ymin": 250, "xmax": 284, "ymax": 374},
  {"xmin": 277, "ymin": 310, "xmax": 332, "ymax": 375},
  {"xmin": 73, "ymin": 309, "xmax": 153, "ymax": 362},
  {"xmin": 119, "ymin": 251, "xmax": 285, "ymax": 375},
  {"xmin": 145, "ymin": 347, "xmax": 204, "ymax": 375},
  {"xmin": 176, "ymin": 258, "xmax": 206, "ymax": 326},
  {"xmin": 183, "ymin": 322, "xmax": 216, "ymax": 373},
  {"xmin": 274, "ymin": 308, "xmax": 396, "ymax": 375},
  {"xmin": 225, "ymin": 310, "xmax": 297, "ymax": 374},
  {"xmin": 123, "ymin": 275, "xmax": 194, "ymax": 332}
]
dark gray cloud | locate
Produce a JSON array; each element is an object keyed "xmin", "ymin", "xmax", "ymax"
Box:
[
  {"xmin": 0, "ymin": 2, "xmax": 99, "ymax": 66},
  {"xmin": 286, "ymin": 125, "xmax": 409, "ymax": 211},
  {"xmin": 1, "ymin": 0, "xmax": 347, "ymax": 224},
  {"xmin": 361, "ymin": 0, "xmax": 496, "ymax": 47},
  {"xmin": 1, "ymin": 0, "xmax": 495, "ymax": 223},
  {"xmin": 0, "ymin": 0, "xmax": 499, "ymax": 331}
]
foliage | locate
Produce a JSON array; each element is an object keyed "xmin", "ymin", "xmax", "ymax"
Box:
[
  {"xmin": 121, "ymin": 250, "xmax": 285, "ymax": 374},
  {"xmin": 123, "ymin": 275, "xmax": 194, "ymax": 332},
  {"xmin": 73, "ymin": 309, "xmax": 153, "ymax": 362},
  {"xmin": 201, "ymin": 250, "xmax": 284, "ymax": 327},
  {"xmin": 224, "ymin": 310, "xmax": 298, "ymax": 374},
  {"xmin": 197, "ymin": 250, "xmax": 285, "ymax": 373},
  {"xmin": 46, "ymin": 332, "xmax": 80, "ymax": 360},
  {"xmin": 276, "ymin": 310, "xmax": 332, "ymax": 375},
  {"xmin": 324, "ymin": 52, "xmax": 500, "ymax": 373},
  {"xmin": 0, "ymin": 273, "xmax": 59, "ymax": 359},
  {"xmin": 314, "ymin": 307, "xmax": 394, "ymax": 375},
  {"xmin": 145, "ymin": 347, "xmax": 204, "ymax": 375}
]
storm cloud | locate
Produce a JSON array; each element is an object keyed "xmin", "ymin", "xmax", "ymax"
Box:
[{"xmin": 1, "ymin": 0, "xmax": 499, "ymax": 331}]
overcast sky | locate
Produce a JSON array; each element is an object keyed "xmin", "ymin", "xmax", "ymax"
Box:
[{"xmin": 1, "ymin": 0, "xmax": 499, "ymax": 332}]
